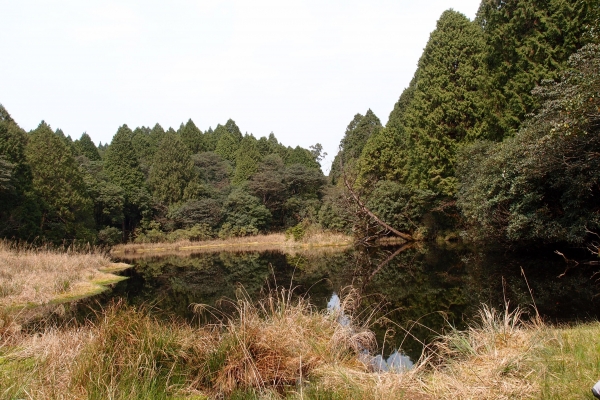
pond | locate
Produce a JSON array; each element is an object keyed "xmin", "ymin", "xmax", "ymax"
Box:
[{"xmin": 102, "ymin": 242, "xmax": 600, "ymax": 362}]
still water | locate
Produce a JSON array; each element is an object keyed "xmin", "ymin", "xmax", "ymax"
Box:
[{"xmin": 106, "ymin": 243, "xmax": 600, "ymax": 361}]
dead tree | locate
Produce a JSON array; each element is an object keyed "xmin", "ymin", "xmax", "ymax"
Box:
[{"xmin": 340, "ymin": 157, "xmax": 413, "ymax": 242}]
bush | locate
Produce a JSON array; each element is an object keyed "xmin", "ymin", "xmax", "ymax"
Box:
[
  {"xmin": 457, "ymin": 44, "xmax": 600, "ymax": 244},
  {"xmin": 285, "ymin": 223, "xmax": 306, "ymax": 241},
  {"xmin": 97, "ymin": 227, "xmax": 122, "ymax": 246}
]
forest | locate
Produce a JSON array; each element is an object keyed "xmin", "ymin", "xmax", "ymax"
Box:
[{"xmin": 1, "ymin": 0, "xmax": 599, "ymax": 250}]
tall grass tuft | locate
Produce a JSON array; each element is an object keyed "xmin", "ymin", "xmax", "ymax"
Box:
[
  {"xmin": 192, "ymin": 287, "xmax": 375, "ymax": 396},
  {"xmin": 71, "ymin": 300, "xmax": 212, "ymax": 399}
]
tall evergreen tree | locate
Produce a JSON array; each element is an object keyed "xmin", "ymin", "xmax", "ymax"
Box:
[
  {"xmin": 358, "ymin": 79, "xmax": 417, "ymax": 185},
  {"xmin": 26, "ymin": 122, "xmax": 94, "ymax": 242},
  {"xmin": 232, "ymin": 135, "xmax": 263, "ymax": 185},
  {"xmin": 330, "ymin": 110, "xmax": 382, "ymax": 184},
  {"xmin": 401, "ymin": 10, "xmax": 495, "ymax": 196},
  {"xmin": 74, "ymin": 132, "xmax": 101, "ymax": 161},
  {"xmin": 477, "ymin": 0, "xmax": 600, "ymax": 135},
  {"xmin": 0, "ymin": 105, "xmax": 40, "ymax": 238},
  {"xmin": 149, "ymin": 131, "xmax": 198, "ymax": 205},
  {"xmin": 215, "ymin": 130, "xmax": 241, "ymax": 165},
  {"xmin": 224, "ymin": 118, "xmax": 243, "ymax": 141},
  {"xmin": 104, "ymin": 124, "xmax": 149, "ymax": 236},
  {"xmin": 179, "ymin": 119, "xmax": 205, "ymax": 154}
]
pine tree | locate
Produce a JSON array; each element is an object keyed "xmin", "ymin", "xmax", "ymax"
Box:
[
  {"xmin": 74, "ymin": 132, "xmax": 101, "ymax": 161},
  {"xmin": 477, "ymin": 0, "xmax": 600, "ymax": 135},
  {"xmin": 149, "ymin": 131, "xmax": 198, "ymax": 205},
  {"xmin": 104, "ymin": 124, "xmax": 149, "ymax": 236},
  {"xmin": 401, "ymin": 10, "xmax": 495, "ymax": 196},
  {"xmin": 0, "ymin": 105, "xmax": 40, "ymax": 238},
  {"xmin": 179, "ymin": 119, "xmax": 205, "ymax": 154},
  {"xmin": 26, "ymin": 122, "xmax": 95, "ymax": 242}
]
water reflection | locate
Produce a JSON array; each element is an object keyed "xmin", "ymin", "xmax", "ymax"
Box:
[{"xmin": 109, "ymin": 243, "xmax": 600, "ymax": 361}]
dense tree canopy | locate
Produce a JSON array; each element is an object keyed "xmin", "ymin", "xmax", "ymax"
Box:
[
  {"xmin": 149, "ymin": 131, "xmax": 197, "ymax": 205},
  {"xmin": 26, "ymin": 122, "xmax": 95, "ymax": 242},
  {"xmin": 1, "ymin": 0, "xmax": 597, "ymax": 247},
  {"xmin": 458, "ymin": 43, "xmax": 600, "ymax": 244}
]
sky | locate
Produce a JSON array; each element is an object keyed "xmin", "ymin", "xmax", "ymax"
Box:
[{"xmin": 1, "ymin": 1, "xmax": 482, "ymax": 173}]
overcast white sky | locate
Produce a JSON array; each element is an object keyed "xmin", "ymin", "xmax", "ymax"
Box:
[{"xmin": 1, "ymin": 1, "xmax": 481, "ymax": 173}]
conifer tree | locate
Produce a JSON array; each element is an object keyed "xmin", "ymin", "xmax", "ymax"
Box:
[
  {"xmin": 26, "ymin": 122, "xmax": 94, "ymax": 242},
  {"xmin": 232, "ymin": 135, "xmax": 262, "ymax": 185},
  {"xmin": 149, "ymin": 131, "xmax": 198, "ymax": 205},
  {"xmin": 215, "ymin": 130, "xmax": 241, "ymax": 165},
  {"xmin": 104, "ymin": 124, "xmax": 149, "ymax": 236},
  {"xmin": 401, "ymin": 10, "xmax": 495, "ymax": 196},
  {"xmin": 330, "ymin": 110, "xmax": 382, "ymax": 184},
  {"xmin": 0, "ymin": 105, "xmax": 40, "ymax": 238},
  {"xmin": 224, "ymin": 118, "xmax": 243, "ymax": 141},
  {"xmin": 74, "ymin": 132, "xmax": 101, "ymax": 161},
  {"xmin": 179, "ymin": 119, "xmax": 205, "ymax": 153},
  {"xmin": 477, "ymin": 0, "xmax": 600, "ymax": 135},
  {"xmin": 150, "ymin": 123, "xmax": 166, "ymax": 152}
]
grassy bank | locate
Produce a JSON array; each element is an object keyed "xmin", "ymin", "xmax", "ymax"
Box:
[
  {"xmin": 1, "ymin": 286, "xmax": 598, "ymax": 399},
  {"xmin": 0, "ymin": 242, "xmax": 128, "ymax": 312},
  {"xmin": 111, "ymin": 232, "xmax": 353, "ymax": 257}
]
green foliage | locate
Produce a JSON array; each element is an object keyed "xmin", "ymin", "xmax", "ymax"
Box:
[
  {"xmin": 192, "ymin": 151, "xmax": 232, "ymax": 191},
  {"xmin": 134, "ymin": 223, "xmax": 215, "ymax": 243},
  {"xmin": 285, "ymin": 145, "xmax": 321, "ymax": 169},
  {"xmin": 401, "ymin": 10, "xmax": 496, "ymax": 196},
  {"xmin": 78, "ymin": 157, "xmax": 125, "ymax": 227},
  {"xmin": 330, "ymin": 110, "xmax": 382, "ymax": 184},
  {"xmin": 26, "ymin": 122, "xmax": 95, "ymax": 242},
  {"xmin": 232, "ymin": 135, "xmax": 262, "ymax": 185},
  {"xmin": 74, "ymin": 133, "xmax": 101, "ymax": 161},
  {"xmin": 219, "ymin": 188, "xmax": 271, "ymax": 237},
  {"xmin": 149, "ymin": 131, "xmax": 198, "ymax": 206},
  {"xmin": 248, "ymin": 154, "xmax": 286, "ymax": 210},
  {"xmin": 168, "ymin": 198, "xmax": 223, "ymax": 229},
  {"xmin": 318, "ymin": 186, "xmax": 353, "ymax": 233},
  {"xmin": 224, "ymin": 118, "xmax": 243, "ymax": 141},
  {"xmin": 457, "ymin": 44, "xmax": 600, "ymax": 244},
  {"xmin": 365, "ymin": 181, "xmax": 435, "ymax": 234},
  {"xmin": 104, "ymin": 125, "xmax": 146, "ymax": 199},
  {"xmin": 0, "ymin": 104, "xmax": 40, "ymax": 238},
  {"xmin": 214, "ymin": 130, "xmax": 240, "ymax": 165},
  {"xmin": 477, "ymin": 0, "xmax": 600, "ymax": 135},
  {"xmin": 358, "ymin": 80, "xmax": 416, "ymax": 186},
  {"xmin": 178, "ymin": 118, "xmax": 205, "ymax": 153},
  {"xmin": 104, "ymin": 124, "xmax": 150, "ymax": 236},
  {"xmin": 285, "ymin": 222, "xmax": 306, "ymax": 241},
  {"xmin": 97, "ymin": 226, "xmax": 123, "ymax": 246},
  {"xmin": 0, "ymin": 156, "xmax": 13, "ymax": 192}
]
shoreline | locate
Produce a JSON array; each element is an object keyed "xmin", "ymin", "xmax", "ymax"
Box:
[{"xmin": 110, "ymin": 232, "xmax": 354, "ymax": 257}]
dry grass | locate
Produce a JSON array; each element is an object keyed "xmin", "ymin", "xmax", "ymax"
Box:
[
  {"xmin": 311, "ymin": 305, "xmax": 545, "ymax": 400},
  {"xmin": 194, "ymin": 287, "xmax": 375, "ymax": 396},
  {"xmin": 111, "ymin": 232, "xmax": 353, "ymax": 257},
  {"xmin": 0, "ymin": 241, "xmax": 127, "ymax": 310},
  {"xmin": 1, "ymin": 280, "xmax": 598, "ymax": 399}
]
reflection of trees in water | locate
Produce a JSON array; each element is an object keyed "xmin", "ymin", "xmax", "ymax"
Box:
[
  {"xmin": 112, "ymin": 250, "xmax": 351, "ymax": 323},
  {"xmin": 109, "ymin": 244, "xmax": 600, "ymax": 360},
  {"xmin": 346, "ymin": 244, "xmax": 471, "ymax": 360},
  {"xmin": 462, "ymin": 247, "xmax": 600, "ymax": 323}
]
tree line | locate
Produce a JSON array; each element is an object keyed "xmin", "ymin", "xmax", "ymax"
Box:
[
  {"xmin": 0, "ymin": 112, "xmax": 327, "ymax": 245},
  {"xmin": 2, "ymin": 0, "xmax": 599, "ymax": 248},
  {"xmin": 327, "ymin": 0, "xmax": 600, "ymax": 247}
]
